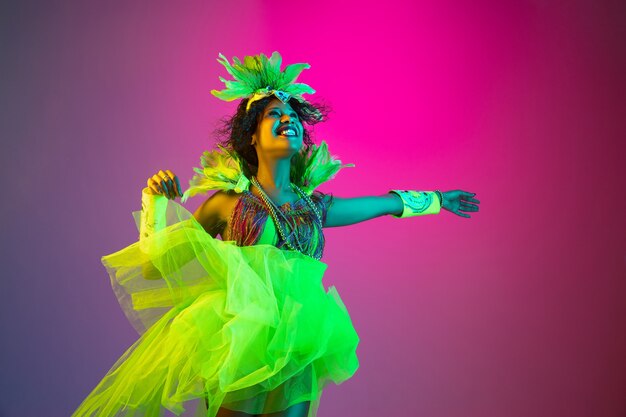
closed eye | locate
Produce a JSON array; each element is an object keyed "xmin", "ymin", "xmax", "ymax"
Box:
[{"xmin": 267, "ymin": 110, "xmax": 299, "ymax": 119}]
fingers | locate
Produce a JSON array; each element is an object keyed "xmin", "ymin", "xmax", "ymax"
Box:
[
  {"xmin": 158, "ymin": 170, "xmax": 176, "ymax": 199},
  {"xmin": 146, "ymin": 177, "xmax": 161, "ymax": 195},
  {"xmin": 460, "ymin": 202, "xmax": 479, "ymax": 212},
  {"xmin": 463, "ymin": 191, "xmax": 480, "ymax": 204},
  {"xmin": 161, "ymin": 170, "xmax": 175, "ymax": 198},
  {"xmin": 165, "ymin": 169, "xmax": 183, "ymax": 197},
  {"xmin": 440, "ymin": 190, "xmax": 479, "ymax": 218},
  {"xmin": 455, "ymin": 200, "xmax": 478, "ymax": 218},
  {"xmin": 146, "ymin": 170, "xmax": 182, "ymax": 199},
  {"xmin": 148, "ymin": 174, "xmax": 166, "ymax": 196}
]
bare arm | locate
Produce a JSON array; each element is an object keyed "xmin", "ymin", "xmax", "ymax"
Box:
[
  {"xmin": 322, "ymin": 189, "xmax": 481, "ymax": 226},
  {"xmin": 323, "ymin": 193, "xmax": 404, "ymax": 227},
  {"xmin": 192, "ymin": 190, "xmax": 239, "ymax": 238}
]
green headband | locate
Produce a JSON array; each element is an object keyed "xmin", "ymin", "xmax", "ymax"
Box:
[{"xmin": 210, "ymin": 51, "xmax": 316, "ymax": 111}]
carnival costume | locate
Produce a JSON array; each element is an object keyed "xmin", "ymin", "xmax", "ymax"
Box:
[
  {"xmin": 72, "ymin": 52, "xmax": 358, "ymax": 417},
  {"xmin": 72, "ymin": 51, "xmax": 442, "ymax": 417}
]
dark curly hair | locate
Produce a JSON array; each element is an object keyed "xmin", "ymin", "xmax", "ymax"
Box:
[{"xmin": 215, "ymin": 95, "xmax": 331, "ymax": 177}]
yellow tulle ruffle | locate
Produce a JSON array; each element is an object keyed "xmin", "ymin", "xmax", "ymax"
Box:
[{"xmin": 71, "ymin": 198, "xmax": 360, "ymax": 417}]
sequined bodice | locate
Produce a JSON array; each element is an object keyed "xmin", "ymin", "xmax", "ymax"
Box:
[{"xmin": 222, "ymin": 190, "xmax": 331, "ymax": 259}]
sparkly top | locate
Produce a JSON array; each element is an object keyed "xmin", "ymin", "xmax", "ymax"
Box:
[{"xmin": 222, "ymin": 190, "xmax": 333, "ymax": 260}]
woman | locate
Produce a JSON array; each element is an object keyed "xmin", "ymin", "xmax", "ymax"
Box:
[{"xmin": 73, "ymin": 52, "xmax": 480, "ymax": 417}]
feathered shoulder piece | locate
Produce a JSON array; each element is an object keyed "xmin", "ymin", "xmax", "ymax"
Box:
[
  {"xmin": 181, "ymin": 141, "xmax": 353, "ymax": 203},
  {"xmin": 290, "ymin": 141, "xmax": 354, "ymax": 194}
]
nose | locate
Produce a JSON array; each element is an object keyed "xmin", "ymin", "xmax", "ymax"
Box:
[{"xmin": 280, "ymin": 114, "xmax": 294, "ymax": 124}]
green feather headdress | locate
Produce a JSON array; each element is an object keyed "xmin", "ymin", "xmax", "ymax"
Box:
[
  {"xmin": 181, "ymin": 141, "xmax": 354, "ymax": 203},
  {"xmin": 210, "ymin": 51, "xmax": 316, "ymax": 111}
]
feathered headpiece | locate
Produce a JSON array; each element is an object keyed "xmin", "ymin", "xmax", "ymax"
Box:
[
  {"xmin": 180, "ymin": 51, "xmax": 352, "ymax": 203},
  {"xmin": 181, "ymin": 141, "xmax": 354, "ymax": 203},
  {"xmin": 210, "ymin": 51, "xmax": 316, "ymax": 111}
]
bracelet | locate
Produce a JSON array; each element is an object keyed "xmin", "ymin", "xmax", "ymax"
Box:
[
  {"xmin": 434, "ymin": 190, "xmax": 443, "ymax": 206},
  {"xmin": 389, "ymin": 189, "xmax": 442, "ymax": 218}
]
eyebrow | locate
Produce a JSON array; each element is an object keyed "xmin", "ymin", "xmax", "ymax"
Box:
[{"xmin": 266, "ymin": 107, "xmax": 297, "ymax": 115}]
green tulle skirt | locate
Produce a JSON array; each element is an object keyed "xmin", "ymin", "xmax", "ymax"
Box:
[{"xmin": 71, "ymin": 200, "xmax": 360, "ymax": 417}]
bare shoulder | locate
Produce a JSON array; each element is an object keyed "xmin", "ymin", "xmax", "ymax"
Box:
[{"xmin": 192, "ymin": 190, "xmax": 241, "ymax": 237}]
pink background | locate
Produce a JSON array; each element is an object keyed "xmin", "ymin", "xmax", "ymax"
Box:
[{"xmin": 1, "ymin": 1, "xmax": 624, "ymax": 416}]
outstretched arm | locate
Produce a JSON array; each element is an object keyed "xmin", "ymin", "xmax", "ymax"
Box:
[
  {"xmin": 322, "ymin": 189, "xmax": 480, "ymax": 227},
  {"xmin": 323, "ymin": 193, "xmax": 404, "ymax": 227}
]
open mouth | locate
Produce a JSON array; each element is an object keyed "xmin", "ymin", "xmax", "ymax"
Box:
[{"xmin": 276, "ymin": 125, "xmax": 298, "ymax": 137}]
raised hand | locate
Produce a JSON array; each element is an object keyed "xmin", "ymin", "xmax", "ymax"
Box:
[
  {"xmin": 441, "ymin": 190, "xmax": 480, "ymax": 218},
  {"xmin": 146, "ymin": 169, "xmax": 183, "ymax": 199}
]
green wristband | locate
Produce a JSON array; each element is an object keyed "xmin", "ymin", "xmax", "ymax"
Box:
[{"xmin": 389, "ymin": 190, "xmax": 442, "ymax": 218}]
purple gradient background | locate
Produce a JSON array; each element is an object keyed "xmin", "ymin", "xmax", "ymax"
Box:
[{"xmin": 1, "ymin": 1, "xmax": 625, "ymax": 416}]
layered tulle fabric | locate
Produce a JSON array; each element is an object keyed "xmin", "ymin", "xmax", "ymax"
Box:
[{"xmin": 72, "ymin": 198, "xmax": 360, "ymax": 417}]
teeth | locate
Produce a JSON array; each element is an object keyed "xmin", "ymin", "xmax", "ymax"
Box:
[{"xmin": 279, "ymin": 129, "xmax": 296, "ymax": 136}]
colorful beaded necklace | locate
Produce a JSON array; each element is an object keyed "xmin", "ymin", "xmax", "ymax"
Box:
[{"xmin": 250, "ymin": 176, "xmax": 323, "ymax": 260}]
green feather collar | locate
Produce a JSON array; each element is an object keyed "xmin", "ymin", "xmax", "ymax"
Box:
[{"xmin": 181, "ymin": 141, "xmax": 353, "ymax": 203}]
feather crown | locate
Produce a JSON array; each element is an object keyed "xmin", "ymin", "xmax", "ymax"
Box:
[
  {"xmin": 181, "ymin": 141, "xmax": 354, "ymax": 203},
  {"xmin": 210, "ymin": 51, "xmax": 316, "ymax": 111}
]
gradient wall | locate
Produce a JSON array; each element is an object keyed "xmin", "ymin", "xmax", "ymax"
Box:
[{"xmin": 1, "ymin": 1, "xmax": 624, "ymax": 416}]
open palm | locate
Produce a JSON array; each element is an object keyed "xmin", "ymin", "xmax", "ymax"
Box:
[{"xmin": 442, "ymin": 190, "xmax": 480, "ymax": 218}]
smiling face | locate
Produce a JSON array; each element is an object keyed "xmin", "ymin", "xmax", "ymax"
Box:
[{"xmin": 251, "ymin": 98, "xmax": 304, "ymax": 160}]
